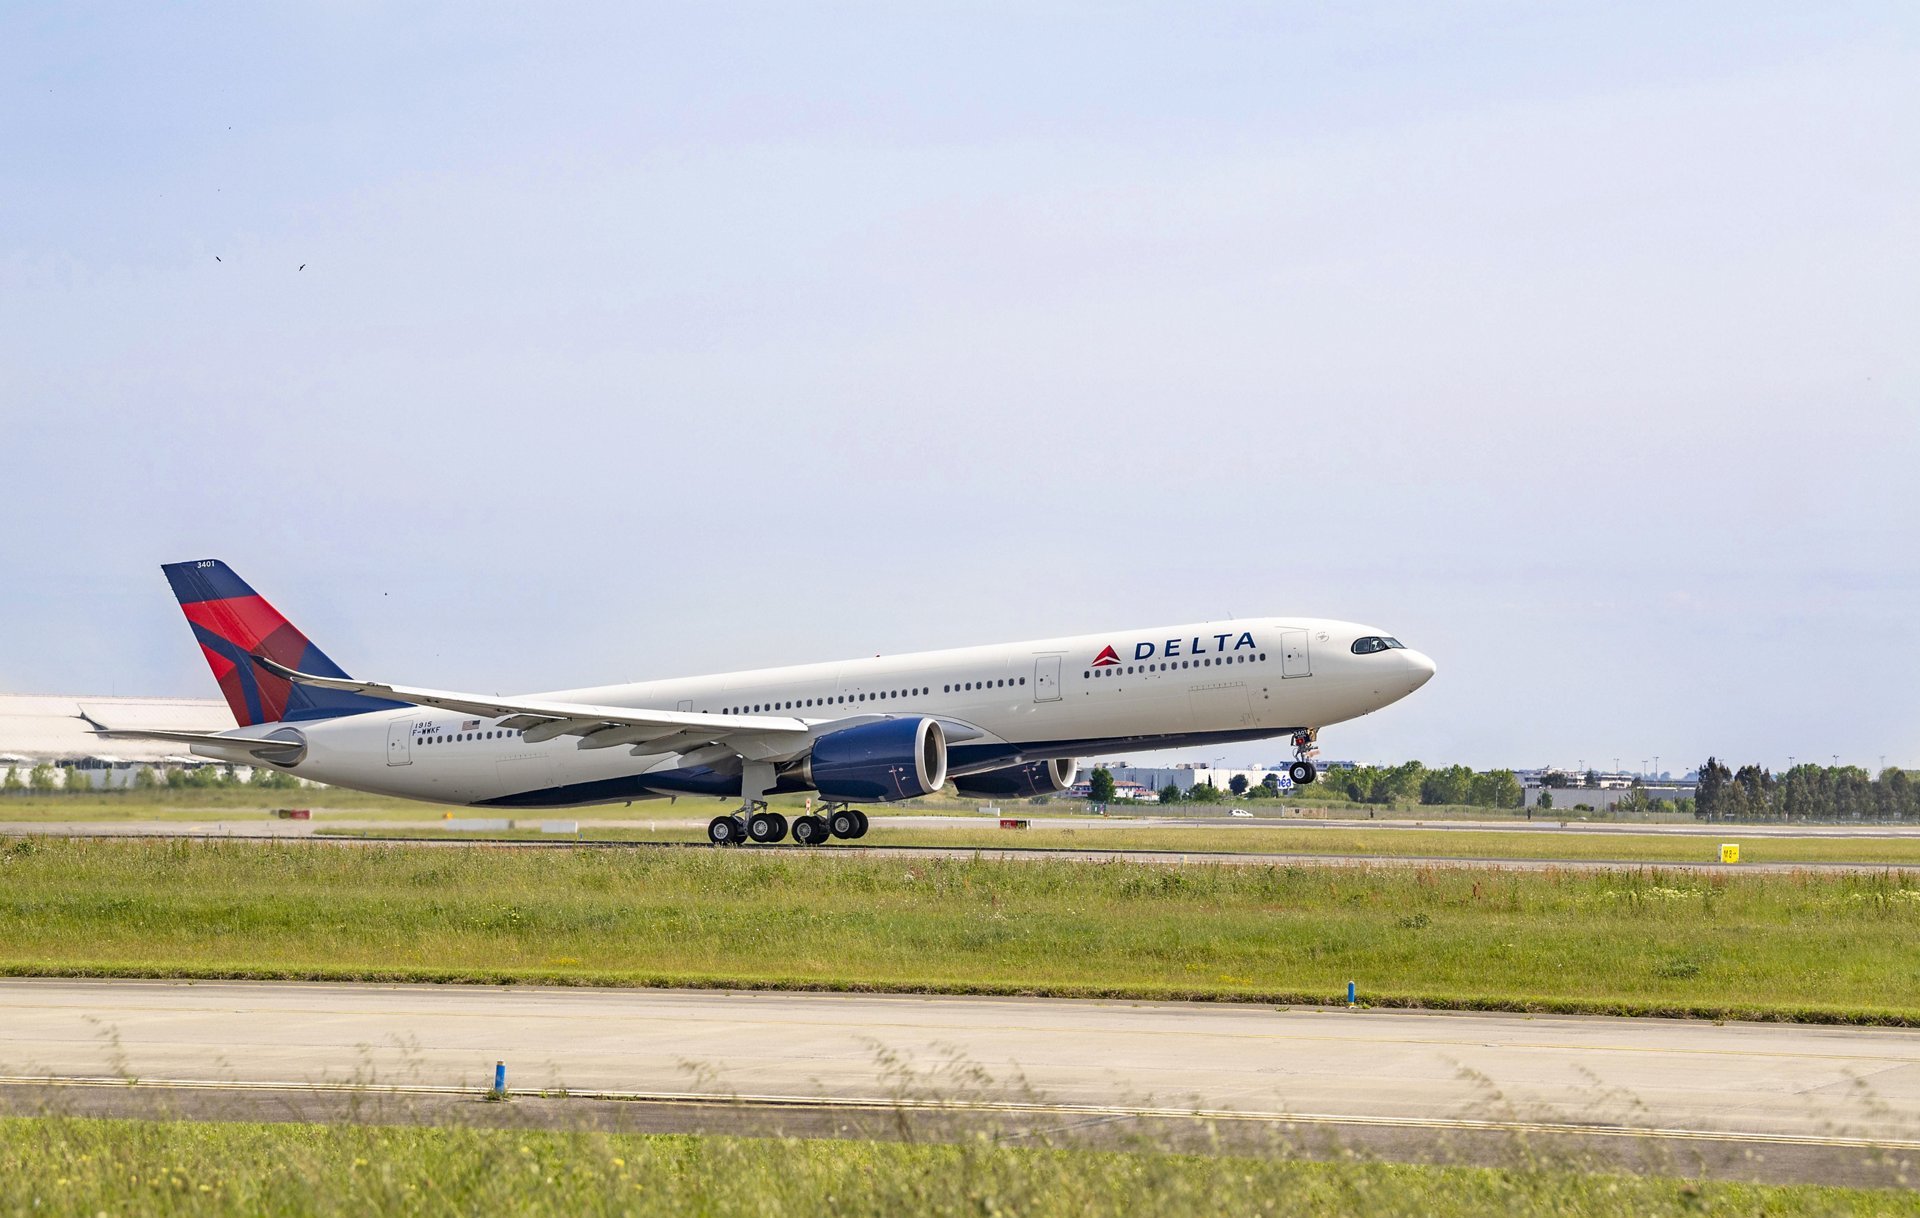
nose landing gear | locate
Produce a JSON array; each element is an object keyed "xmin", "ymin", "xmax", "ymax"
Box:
[{"xmin": 1288, "ymin": 730, "xmax": 1320, "ymax": 786}]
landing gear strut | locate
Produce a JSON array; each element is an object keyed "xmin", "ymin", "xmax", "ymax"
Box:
[{"xmin": 1288, "ymin": 730, "xmax": 1320, "ymax": 786}]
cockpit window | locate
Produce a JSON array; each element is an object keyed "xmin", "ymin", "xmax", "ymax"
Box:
[{"xmin": 1351, "ymin": 636, "xmax": 1407, "ymax": 655}]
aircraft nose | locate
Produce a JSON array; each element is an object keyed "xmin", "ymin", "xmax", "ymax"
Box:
[{"xmin": 1404, "ymin": 650, "xmax": 1436, "ymax": 690}]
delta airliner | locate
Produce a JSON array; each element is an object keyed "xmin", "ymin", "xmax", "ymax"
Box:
[{"xmin": 99, "ymin": 561, "xmax": 1435, "ymax": 846}]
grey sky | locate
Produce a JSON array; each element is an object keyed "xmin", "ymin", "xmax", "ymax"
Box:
[{"xmin": 3, "ymin": 4, "xmax": 1916, "ymax": 774}]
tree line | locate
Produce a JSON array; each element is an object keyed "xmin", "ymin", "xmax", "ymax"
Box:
[
  {"xmin": 0, "ymin": 764, "xmax": 300, "ymax": 793},
  {"xmin": 1694, "ymin": 758, "xmax": 1917, "ymax": 822},
  {"xmin": 1313, "ymin": 762, "xmax": 1524, "ymax": 809}
]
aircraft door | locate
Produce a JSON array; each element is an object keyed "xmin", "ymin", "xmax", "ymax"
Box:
[
  {"xmin": 676, "ymin": 699, "xmax": 693, "ymax": 712},
  {"xmin": 1034, "ymin": 655, "xmax": 1062, "ymax": 702},
  {"xmin": 1280, "ymin": 630, "xmax": 1312, "ymax": 678},
  {"xmin": 386, "ymin": 719, "xmax": 414, "ymax": 766}
]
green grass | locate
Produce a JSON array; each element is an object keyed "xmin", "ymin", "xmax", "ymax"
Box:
[
  {"xmin": 308, "ymin": 820, "xmax": 1920, "ymax": 867},
  {"xmin": 4, "ymin": 838, "xmax": 1920, "ymax": 1021},
  {"xmin": 0, "ymin": 1117, "xmax": 1912, "ymax": 1218},
  {"xmin": 852, "ymin": 824, "xmax": 1920, "ymax": 865}
]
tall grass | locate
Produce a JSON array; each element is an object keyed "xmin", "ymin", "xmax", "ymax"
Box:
[
  {"xmin": 0, "ymin": 1117, "xmax": 1913, "ymax": 1218},
  {"xmin": 2, "ymin": 839, "xmax": 1918, "ymax": 1019}
]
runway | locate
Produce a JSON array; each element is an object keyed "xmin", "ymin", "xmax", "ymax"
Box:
[
  {"xmin": 3, "ymin": 821, "xmax": 1915, "ymax": 874},
  {"xmin": 3, "ymin": 978, "xmax": 1918, "ymax": 1184}
]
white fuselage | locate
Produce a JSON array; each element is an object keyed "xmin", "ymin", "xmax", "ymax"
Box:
[{"xmin": 205, "ymin": 617, "xmax": 1434, "ymax": 808}]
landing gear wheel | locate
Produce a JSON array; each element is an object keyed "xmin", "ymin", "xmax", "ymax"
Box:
[
  {"xmin": 829, "ymin": 808, "xmax": 862, "ymax": 839},
  {"xmin": 708, "ymin": 815, "xmax": 746, "ymax": 846},
  {"xmin": 792, "ymin": 815, "xmax": 830, "ymax": 846},
  {"xmin": 748, "ymin": 811, "xmax": 787, "ymax": 843},
  {"xmin": 848, "ymin": 810, "xmax": 869, "ymax": 839},
  {"xmin": 1288, "ymin": 761, "xmax": 1316, "ymax": 785}
]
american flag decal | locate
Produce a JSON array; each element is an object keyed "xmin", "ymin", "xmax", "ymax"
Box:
[{"xmin": 461, "ymin": 719, "xmax": 480, "ymax": 731}]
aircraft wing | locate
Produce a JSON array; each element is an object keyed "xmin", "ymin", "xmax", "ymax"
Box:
[{"xmin": 251, "ymin": 656, "xmax": 808, "ymax": 748}]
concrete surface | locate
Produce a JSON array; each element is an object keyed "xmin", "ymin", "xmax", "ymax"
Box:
[{"xmin": 3, "ymin": 978, "xmax": 1920, "ymax": 1187}]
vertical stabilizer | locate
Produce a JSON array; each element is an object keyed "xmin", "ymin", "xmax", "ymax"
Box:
[{"xmin": 161, "ymin": 560, "xmax": 406, "ymax": 726}]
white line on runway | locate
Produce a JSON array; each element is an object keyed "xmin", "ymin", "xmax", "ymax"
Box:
[{"xmin": 7, "ymin": 1075, "xmax": 1918, "ymax": 1154}]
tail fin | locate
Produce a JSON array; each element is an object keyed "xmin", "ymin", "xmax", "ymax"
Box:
[{"xmin": 162, "ymin": 559, "xmax": 407, "ymax": 726}]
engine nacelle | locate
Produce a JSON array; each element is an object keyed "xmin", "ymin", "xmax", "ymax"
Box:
[
  {"xmin": 800, "ymin": 717, "xmax": 948, "ymax": 802},
  {"xmin": 951, "ymin": 758, "xmax": 1078, "ymax": 799}
]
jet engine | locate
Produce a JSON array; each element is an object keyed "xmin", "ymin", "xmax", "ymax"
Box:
[
  {"xmin": 792, "ymin": 717, "xmax": 948, "ymax": 802},
  {"xmin": 951, "ymin": 757, "xmax": 1078, "ymax": 799}
]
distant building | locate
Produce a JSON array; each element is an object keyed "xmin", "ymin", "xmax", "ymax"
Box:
[
  {"xmin": 0, "ymin": 693, "xmax": 232, "ymax": 788},
  {"xmin": 1067, "ymin": 780, "xmax": 1158, "ymax": 801},
  {"xmin": 1096, "ymin": 763, "xmax": 1295, "ymax": 794},
  {"xmin": 1524, "ymin": 783, "xmax": 1696, "ymax": 810}
]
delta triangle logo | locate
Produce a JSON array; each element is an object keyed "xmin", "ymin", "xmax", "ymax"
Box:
[{"xmin": 1091, "ymin": 644, "xmax": 1121, "ymax": 667}]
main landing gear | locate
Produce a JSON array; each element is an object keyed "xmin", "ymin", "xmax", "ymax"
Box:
[
  {"xmin": 708, "ymin": 797, "xmax": 775, "ymax": 846},
  {"xmin": 707, "ymin": 802, "xmax": 869, "ymax": 847},
  {"xmin": 1288, "ymin": 730, "xmax": 1320, "ymax": 786}
]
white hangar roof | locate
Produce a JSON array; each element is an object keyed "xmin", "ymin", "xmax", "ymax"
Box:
[{"xmin": 0, "ymin": 694, "xmax": 233, "ymax": 764}]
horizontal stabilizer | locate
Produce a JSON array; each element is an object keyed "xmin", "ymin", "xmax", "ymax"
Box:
[{"xmin": 86, "ymin": 726, "xmax": 306, "ymax": 758}]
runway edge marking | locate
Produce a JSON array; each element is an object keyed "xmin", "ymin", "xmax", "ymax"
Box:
[{"xmin": 3, "ymin": 1075, "xmax": 1915, "ymax": 1153}]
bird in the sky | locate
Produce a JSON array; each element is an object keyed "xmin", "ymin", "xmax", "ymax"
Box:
[
  {"xmin": 214, "ymin": 256, "xmax": 221, "ymax": 262},
  {"xmin": 298, "ymin": 264, "xmax": 305, "ymax": 271}
]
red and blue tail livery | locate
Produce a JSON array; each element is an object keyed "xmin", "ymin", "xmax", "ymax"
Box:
[{"xmin": 162, "ymin": 560, "xmax": 406, "ymax": 726}]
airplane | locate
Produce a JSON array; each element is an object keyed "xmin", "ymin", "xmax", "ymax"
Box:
[{"xmin": 97, "ymin": 560, "xmax": 1436, "ymax": 847}]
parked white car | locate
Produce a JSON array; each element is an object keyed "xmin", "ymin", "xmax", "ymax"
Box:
[{"xmin": 1228, "ymin": 808, "xmax": 1252, "ymax": 818}]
